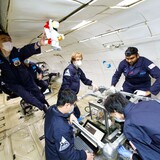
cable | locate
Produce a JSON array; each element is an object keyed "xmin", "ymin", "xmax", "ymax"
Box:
[{"xmin": 84, "ymin": 106, "xmax": 90, "ymax": 113}]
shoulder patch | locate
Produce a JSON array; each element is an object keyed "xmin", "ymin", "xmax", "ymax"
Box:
[
  {"xmin": 148, "ymin": 63, "xmax": 156, "ymax": 69},
  {"xmin": 59, "ymin": 136, "xmax": 70, "ymax": 151},
  {"xmin": 12, "ymin": 57, "xmax": 21, "ymax": 66},
  {"xmin": 64, "ymin": 69, "xmax": 70, "ymax": 76}
]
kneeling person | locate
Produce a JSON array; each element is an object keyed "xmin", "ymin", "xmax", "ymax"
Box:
[{"xmin": 103, "ymin": 93, "xmax": 160, "ymax": 160}]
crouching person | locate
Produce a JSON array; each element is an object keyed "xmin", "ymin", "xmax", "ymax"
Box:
[
  {"xmin": 103, "ymin": 93, "xmax": 160, "ymax": 160},
  {"xmin": 44, "ymin": 89, "xmax": 94, "ymax": 160}
]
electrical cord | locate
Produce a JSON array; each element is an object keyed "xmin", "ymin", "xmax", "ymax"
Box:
[{"xmin": 84, "ymin": 106, "xmax": 90, "ymax": 113}]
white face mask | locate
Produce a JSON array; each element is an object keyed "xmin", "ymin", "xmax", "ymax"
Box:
[
  {"xmin": 2, "ymin": 42, "xmax": 13, "ymax": 52},
  {"xmin": 68, "ymin": 106, "xmax": 74, "ymax": 114},
  {"xmin": 114, "ymin": 117, "xmax": 125, "ymax": 123},
  {"xmin": 74, "ymin": 60, "xmax": 82, "ymax": 68}
]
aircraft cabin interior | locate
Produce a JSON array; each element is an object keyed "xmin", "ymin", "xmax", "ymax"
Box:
[{"xmin": 0, "ymin": 0, "xmax": 160, "ymax": 159}]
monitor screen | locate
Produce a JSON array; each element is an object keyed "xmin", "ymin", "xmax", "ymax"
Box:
[{"xmin": 81, "ymin": 121, "xmax": 105, "ymax": 147}]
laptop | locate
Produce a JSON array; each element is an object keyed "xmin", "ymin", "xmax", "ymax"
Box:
[{"xmin": 74, "ymin": 119, "xmax": 106, "ymax": 153}]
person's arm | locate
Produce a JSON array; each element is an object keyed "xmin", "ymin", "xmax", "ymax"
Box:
[
  {"xmin": 69, "ymin": 113, "xmax": 78, "ymax": 124},
  {"xmin": 18, "ymin": 33, "xmax": 46, "ymax": 61},
  {"xmin": 124, "ymin": 123, "xmax": 160, "ymax": 160},
  {"xmin": 79, "ymin": 69, "xmax": 99, "ymax": 91},
  {"xmin": 35, "ymin": 65, "xmax": 43, "ymax": 80},
  {"xmin": 79, "ymin": 69, "xmax": 92, "ymax": 86},
  {"xmin": 145, "ymin": 58, "xmax": 160, "ymax": 95},
  {"xmin": 111, "ymin": 61, "xmax": 124, "ymax": 86},
  {"xmin": 117, "ymin": 145, "xmax": 142, "ymax": 160}
]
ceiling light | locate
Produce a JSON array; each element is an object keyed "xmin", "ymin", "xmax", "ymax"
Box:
[
  {"xmin": 71, "ymin": 20, "xmax": 97, "ymax": 30},
  {"xmin": 111, "ymin": 0, "xmax": 145, "ymax": 9},
  {"xmin": 79, "ymin": 30, "xmax": 119, "ymax": 43}
]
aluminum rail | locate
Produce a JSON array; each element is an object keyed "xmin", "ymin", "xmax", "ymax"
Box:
[
  {"xmin": 78, "ymin": 91, "xmax": 104, "ymax": 101},
  {"xmin": 120, "ymin": 91, "xmax": 160, "ymax": 102},
  {"xmin": 72, "ymin": 120, "xmax": 105, "ymax": 149},
  {"xmin": 72, "ymin": 121, "xmax": 126, "ymax": 160},
  {"xmin": 97, "ymin": 86, "xmax": 160, "ymax": 102}
]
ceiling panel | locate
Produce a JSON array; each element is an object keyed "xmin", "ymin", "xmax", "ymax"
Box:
[
  {"xmin": 91, "ymin": 0, "xmax": 122, "ymax": 6},
  {"xmin": 100, "ymin": 9, "xmax": 145, "ymax": 30},
  {"xmin": 118, "ymin": 25, "xmax": 151, "ymax": 42},
  {"xmin": 9, "ymin": 0, "xmax": 80, "ymax": 20},
  {"xmin": 147, "ymin": 19, "xmax": 160, "ymax": 36},
  {"xmin": 134, "ymin": 0, "xmax": 160, "ymax": 21},
  {"xmin": 66, "ymin": 5, "xmax": 108, "ymax": 21}
]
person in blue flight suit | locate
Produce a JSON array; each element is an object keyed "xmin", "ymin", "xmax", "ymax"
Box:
[
  {"xmin": 44, "ymin": 89, "xmax": 94, "ymax": 160},
  {"xmin": 103, "ymin": 92, "xmax": 160, "ymax": 160},
  {"xmin": 59, "ymin": 52, "xmax": 98, "ymax": 118},
  {"xmin": 0, "ymin": 31, "xmax": 49, "ymax": 112},
  {"xmin": 24, "ymin": 59, "xmax": 49, "ymax": 94},
  {"xmin": 111, "ymin": 47, "xmax": 160, "ymax": 97}
]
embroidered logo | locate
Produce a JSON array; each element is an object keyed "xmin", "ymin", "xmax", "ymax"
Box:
[
  {"xmin": 59, "ymin": 136, "xmax": 70, "ymax": 151},
  {"xmin": 12, "ymin": 57, "xmax": 21, "ymax": 66},
  {"xmin": 64, "ymin": 69, "xmax": 70, "ymax": 76}
]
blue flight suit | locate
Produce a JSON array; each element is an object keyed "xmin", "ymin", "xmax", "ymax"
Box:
[
  {"xmin": 123, "ymin": 101, "xmax": 160, "ymax": 160},
  {"xmin": 59, "ymin": 63, "xmax": 92, "ymax": 118},
  {"xmin": 0, "ymin": 43, "xmax": 47, "ymax": 111},
  {"xmin": 27, "ymin": 61, "xmax": 48, "ymax": 93},
  {"xmin": 45, "ymin": 105, "xmax": 87, "ymax": 160},
  {"xmin": 0, "ymin": 76, "xmax": 18, "ymax": 99},
  {"xmin": 111, "ymin": 56, "xmax": 160, "ymax": 95},
  {"xmin": 60, "ymin": 63, "xmax": 92, "ymax": 94}
]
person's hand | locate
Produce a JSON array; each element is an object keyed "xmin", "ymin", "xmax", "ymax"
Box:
[
  {"xmin": 117, "ymin": 145, "xmax": 132, "ymax": 158},
  {"xmin": 134, "ymin": 90, "xmax": 150, "ymax": 96},
  {"xmin": 109, "ymin": 86, "xmax": 117, "ymax": 93},
  {"xmin": 85, "ymin": 150, "xmax": 94, "ymax": 160},
  {"xmin": 77, "ymin": 116, "xmax": 84, "ymax": 122},
  {"xmin": 69, "ymin": 113, "xmax": 78, "ymax": 124},
  {"xmin": 102, "ymin": 86, "xmax": 117, "ymax": 96},
  {"xmin": 92, "ymin": 83, "xmax": 99, "ymax": 92},
  {"xmin": 37, "ymin": 73, "xmax": 43, "ymax": 80},
  {"xmin": 35, "ymin": 32, "xmax": 46, "ymax": 49},
  {"xmin": 39, "ymin": 32, "xmax": 46, "ymax": 46}
]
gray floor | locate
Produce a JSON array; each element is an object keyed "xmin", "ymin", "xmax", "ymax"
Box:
[{"xmin": 0, "ymin": 82, "xmax": 94, "ymax": 160}]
